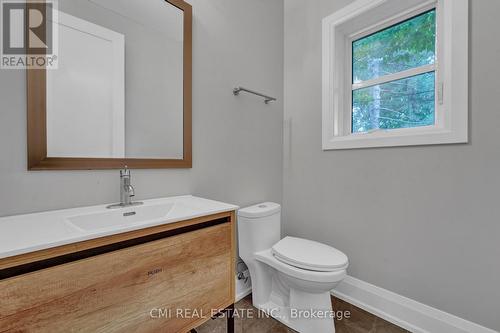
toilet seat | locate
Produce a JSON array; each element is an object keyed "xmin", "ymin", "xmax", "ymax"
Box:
[
  {"xmin": 271, "ymin": 237, "xmax": 348, "ymax": 272},
  {"xmin": 255, "ymin": 249, "xmax": 346, "ymax": 283}
]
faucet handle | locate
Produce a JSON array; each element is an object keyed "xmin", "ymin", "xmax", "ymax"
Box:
[
  {"xmin": 126, "ymin": 185, "xmax": 135, "ymax": 197},
  {"xmin": 120, "ymin": 166, "xmax": 131, "ymax": 178}
]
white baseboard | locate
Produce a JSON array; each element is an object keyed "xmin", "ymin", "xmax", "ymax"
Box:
[
  {"xmin": 332, "ymin": 276, "xmax": 498, "ymax": 333},
  {"xmin": 236, "ymin": 286, "xmax": 252, "ymax": 303}
]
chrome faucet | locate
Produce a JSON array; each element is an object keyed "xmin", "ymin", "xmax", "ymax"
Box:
[{"xmin": 107, "ymin": 167, "xmax": 143, "ymax": 209}]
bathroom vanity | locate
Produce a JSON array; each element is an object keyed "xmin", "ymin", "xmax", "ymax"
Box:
[{"xmin": 0, "ymin": 196, "xmax": 238, "ymax": 333}]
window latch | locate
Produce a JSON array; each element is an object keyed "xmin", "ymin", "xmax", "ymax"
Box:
[{"xmin": 438, "ymin": 82, "xmax": 444, "ymax": 105}]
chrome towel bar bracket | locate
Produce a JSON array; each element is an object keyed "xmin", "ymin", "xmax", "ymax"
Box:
[{"xmin": 233, "ymin": 86, "xmax": 277, "ymax": 104}]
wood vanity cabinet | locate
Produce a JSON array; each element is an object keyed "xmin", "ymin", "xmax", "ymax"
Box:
[{"xmin": 0, "ymin": 211, "xmax": 236, "ymax": 333}]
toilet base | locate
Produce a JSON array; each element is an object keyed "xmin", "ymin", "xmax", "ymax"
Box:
[
  {"xmin": 246, "ymin": 252, "xmax": 343, "ymax": 333},
  {"xmin": 254, "ymin": 288, "xmax": 336, "ymax": 333}
]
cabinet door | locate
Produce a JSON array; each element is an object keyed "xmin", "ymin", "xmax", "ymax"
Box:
[{"xmin": 0, "ymin": 223, "xmax": 233, "ymax": 333}]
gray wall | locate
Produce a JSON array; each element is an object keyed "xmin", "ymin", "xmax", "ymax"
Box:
[
  {"xmin": 0, "ymin": 0, "xmax": 283, "ymax": 216},
  {"xmin": 284, "ymin": 0, "xmax": 500, "ymax": 330}
]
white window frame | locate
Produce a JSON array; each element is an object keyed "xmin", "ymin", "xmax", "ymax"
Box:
[{"xmin": 322, "ymin": 0, "xmax": 468, "ymax": 150}]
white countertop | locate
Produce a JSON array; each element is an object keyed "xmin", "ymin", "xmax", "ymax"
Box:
[{"xmin": 0, "ymin": 196, "xmax": 238, "ymax": 260}]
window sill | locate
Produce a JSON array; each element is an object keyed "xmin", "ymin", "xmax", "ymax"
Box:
[{"xmin": 322, "ymin": 127, "xmax": 467, "ymax": 150}]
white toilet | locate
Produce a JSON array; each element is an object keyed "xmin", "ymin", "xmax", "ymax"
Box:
[{"xmin": 238, "ymin": 203, "xmax": 349, "ymax": 333}]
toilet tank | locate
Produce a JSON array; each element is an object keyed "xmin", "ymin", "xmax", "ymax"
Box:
[{"xmin": 237, "ymin": 202, "xmax": 281, "ymax": 260}]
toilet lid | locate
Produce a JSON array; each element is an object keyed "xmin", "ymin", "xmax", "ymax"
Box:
[{"xmin": 271, "ymin": 237, "xmax": 348, "ymax": 272}]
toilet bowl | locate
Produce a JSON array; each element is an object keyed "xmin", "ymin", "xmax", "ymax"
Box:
[{"xmin": 238, "ymin": 203, "xmax": 349, "ymax": 333}]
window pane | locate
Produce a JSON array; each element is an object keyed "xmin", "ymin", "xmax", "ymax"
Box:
[
  {"xmin": 352, "ymin": 72, "xmax": 435, "ymax": 133},
  {"xmin": 352, "ymin": 10, "xmax": 436, "ymax": 83}
]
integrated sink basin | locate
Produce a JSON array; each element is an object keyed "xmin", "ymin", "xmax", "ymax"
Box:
[
  {"xmin": 67, "ymin": 203, "xmax": 176, "ymax": 232},
  {"xmin": 0, "ymin": 195, "xmax": 239, "ymax": 259}
]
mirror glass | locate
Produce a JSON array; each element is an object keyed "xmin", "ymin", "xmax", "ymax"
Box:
[{"xmin": 46, "ymin": 0, "xmax": 184, "ymax": 159}]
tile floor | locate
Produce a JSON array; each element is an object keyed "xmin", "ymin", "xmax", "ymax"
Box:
[{"xmin": 195, "ymin": 294, "xmax": 410, "ymax": 333}]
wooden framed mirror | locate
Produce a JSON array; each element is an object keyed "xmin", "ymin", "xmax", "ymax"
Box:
[{"xmin": 27, "ymin": 0, "xmax": 192, "ymax": 170}]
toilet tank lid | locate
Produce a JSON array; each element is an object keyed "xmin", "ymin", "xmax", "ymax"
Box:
[{"xmin": 238, "ymin": 202, "xmax": 281, "ymax": 218}]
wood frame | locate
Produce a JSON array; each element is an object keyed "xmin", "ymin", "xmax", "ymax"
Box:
[{"xmin": 27, "ymin": 0, "xmax": 193, "ymax": 170}]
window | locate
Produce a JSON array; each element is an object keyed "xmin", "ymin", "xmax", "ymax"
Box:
[
  {"xmin": 322, "ymin": 0, "xmax": 468, "ymax": 150},
  {"xmin": 352, "ymin": 10, "xmax": 436, "ymax": 133}
]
